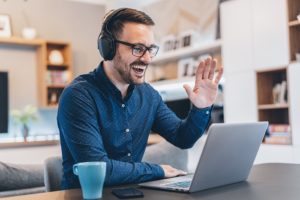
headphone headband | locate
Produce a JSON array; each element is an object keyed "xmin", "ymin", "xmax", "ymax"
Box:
[
  {"xmin": 98, "ymin": 8, "xmax": 127, "ymax": 60},
  {"xmin": 101, "ymin": 8, "xmax": 127, "ymax": 39}
]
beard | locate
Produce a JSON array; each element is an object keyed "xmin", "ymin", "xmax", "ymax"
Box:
[{"xmin": 113, "ymin": 53, "xmax": 148, "ymax": 85}]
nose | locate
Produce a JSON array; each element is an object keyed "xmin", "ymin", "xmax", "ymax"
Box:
[{"xmin": 140, "ymin": 50, "xmax": 152, "ymax": 64}]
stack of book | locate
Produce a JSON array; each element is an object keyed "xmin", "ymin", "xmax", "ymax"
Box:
[
  {"xmin": 46, "ymin": 70, "xmax": 69, "ymax": 86},
  {"xmin": 264, "ymin": 124, "xmax": 292, "ymax": 145}
]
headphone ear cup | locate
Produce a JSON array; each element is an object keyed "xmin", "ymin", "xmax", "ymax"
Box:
[{"xmin": 98, "ymin": 33, "xmax": 116, "ymax": 60}]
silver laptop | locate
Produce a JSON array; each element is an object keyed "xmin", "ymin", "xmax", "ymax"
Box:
[{"xmin": 139, "ymin": 122, "xmax": 268, "ymax": 193}]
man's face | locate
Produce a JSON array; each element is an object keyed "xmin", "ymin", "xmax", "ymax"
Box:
[{"xmin": 112, "ymin": 22, "xmax": 155, "ymax": 85}]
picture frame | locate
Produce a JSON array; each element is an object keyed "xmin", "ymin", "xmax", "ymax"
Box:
[
  {"xmin": 177, "ymin": 58, "xmax": 195, "ymax": 78},
  {"xmin": 179, "ymin": 30, "xmax": 199, "ymax": 48},
  {"xmin": 0, "ymin": 14, "xmax": 12, "ymax": 37},
  {"xmin": 161, "ymin": 35, "xmax": 180, "ymax": 52}
]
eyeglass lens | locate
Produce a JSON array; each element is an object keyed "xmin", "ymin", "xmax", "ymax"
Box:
[{"xmin": 132, "ymin": 45, "xmax": 158, "ymax": 57}]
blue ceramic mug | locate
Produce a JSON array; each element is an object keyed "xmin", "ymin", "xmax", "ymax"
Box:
[{"xmin": 73, "ymin": 162, "xmax": 106, "ymax": 199}]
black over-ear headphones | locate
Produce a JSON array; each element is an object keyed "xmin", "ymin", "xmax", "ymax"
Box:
[{"xmin": 98, "ymin": 8, "xmax": 127, "ymax": 61}]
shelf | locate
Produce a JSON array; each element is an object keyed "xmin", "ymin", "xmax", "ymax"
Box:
[
  {"xmin": 47, "ymin": 85, "xmax": 66, "ymax": 89},
  {"xmin": 46, "ymin": 40, "xmax": 69, "ymax": 46},
  {"xmin": 0, "ymin": 36, "xmax": 45, "ymax": 46},
  {"xmin": 256, "ymin": 66, "xmax": 287, "ymax": 73},
  {"xmin": 151, "ymin": 39, "xmax": 222, "ymax": 65},
  {"xmin": 151, "ymin": 78, "xmax": 194, "ymax": 101},
  {"xmin": 258, "ymin": 104, "xmax": 289, "ymax": 110},
  {"xmin": 47, "ymin": 63, "xmax": 69, "ymax": 67},
  {"xmin": 39, "ymin": 105, "xmax": 58, "ymax": 110},
  {"xmin": 289, "ymin": 20, "xmax": 300, "ymax": 27},
  {"xmin": 290, "ymin": 60, "xmax": 300, "ymax": 64},
  {"xmin": 0, "ymin": 37, "xmax": 73, "ymax": 108},
  {"xmin": 0, "ymin": 140, "xmax": 59, "ymax": 149}
]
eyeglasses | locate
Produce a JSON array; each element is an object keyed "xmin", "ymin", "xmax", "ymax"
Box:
[{"xmin": 115, "ymin": 39, "xmax": 159, "ymax": 58}]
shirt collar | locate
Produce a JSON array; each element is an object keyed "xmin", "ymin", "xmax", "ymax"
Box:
[{"xmin": 94, "ymin": 61, "xmax": 135, "ymax": 102}]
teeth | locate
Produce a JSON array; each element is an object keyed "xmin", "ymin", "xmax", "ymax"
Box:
[{"xmin": 132, "ymin": 65, "xmax": 146, "ymax": 70}]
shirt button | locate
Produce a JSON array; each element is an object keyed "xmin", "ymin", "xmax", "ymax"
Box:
[
  {"xmin": 127, "ymin": 153, "xmax": 131, "ymax": 157},
  {"xmin": 125, "ymin": 128, "xmax": 130, "ymax": 133},
  {"xmin": 121, "ymin": 104, "xmax": 125, "ymax": 108},
  {"xmin": 206, "ymin": 110, "xmax": 210, "ymax": 115}
]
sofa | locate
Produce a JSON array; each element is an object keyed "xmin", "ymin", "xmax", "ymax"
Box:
[
  {"xmin": 0, "ymin": 140, "xmax": 188, "ymax": 197},
  {"xmin": 0, "ymin": 162, "xmax": 45, "ymax": 197}
]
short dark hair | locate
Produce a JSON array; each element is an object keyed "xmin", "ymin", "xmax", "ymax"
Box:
[{"xmin": 102, "ymin": 8, "xmax": 155, "ymax": 39}]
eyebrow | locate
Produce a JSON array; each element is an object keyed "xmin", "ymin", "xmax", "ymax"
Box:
[{"xmin": 134, "ymin": 43, "xmax": 158, "ymax": 48}]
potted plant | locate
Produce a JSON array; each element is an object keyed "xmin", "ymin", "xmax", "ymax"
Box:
[{"xmin": 11, "ymin": 105, "xmax": 38, "ymax": 142}]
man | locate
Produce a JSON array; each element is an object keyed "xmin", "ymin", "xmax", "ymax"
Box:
[{"xmin": 57, "ymin": 8, "xmax": 223, "ymax": 189}]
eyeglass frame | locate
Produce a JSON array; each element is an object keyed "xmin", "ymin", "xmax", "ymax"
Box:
[{"xmin": 114, "ymin": 39, "xmax": 159, "ymax": 58}]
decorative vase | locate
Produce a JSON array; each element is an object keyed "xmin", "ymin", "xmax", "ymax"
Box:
[
  {"xmin": 22, "ymin": 124, "xmax": 29, "ymax": 142},
  {"xmin": 21, "ymin": 27, "xmax": 37, "ymax": 39},
  {"xmin": 49, "ymin": 50, "xmax": 64, "ymax": 65}
]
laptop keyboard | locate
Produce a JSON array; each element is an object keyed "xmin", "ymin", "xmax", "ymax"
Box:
[{"xmin": 165, "ymin": 181, "xmax": 191, "ymax": 188}]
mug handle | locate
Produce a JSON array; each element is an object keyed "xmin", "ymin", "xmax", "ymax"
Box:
[{"xmin": 73, "ymin": 164, "xmax": 79, "ymax": 176}]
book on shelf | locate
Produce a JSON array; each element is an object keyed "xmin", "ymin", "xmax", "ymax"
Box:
[
  {"xmin": 265, "ymin": 124, "xmax": 292, "ymax": 145},
  {"xmin": 272, "ymin": 81, "xmax": 287, "ymax": 104},
  {"xmin": 268, "ymin": 124, "xmax": 290, "ymax": 133},
  {"xmin": 46, "ymin": 70, "xmax": 70, "ymax": 85},
  {"xmin": 264, "ymin": 135, "xmax": 292, "ymax": 145}
]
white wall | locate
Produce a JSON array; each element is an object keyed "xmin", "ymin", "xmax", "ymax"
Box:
[
  {"xmin": 0, "ymin": 0, "xmax": 105, "ymax": 136},
  {"xmin": 221, "ymin": 0, "xmax": 289, "ymax": 123}
]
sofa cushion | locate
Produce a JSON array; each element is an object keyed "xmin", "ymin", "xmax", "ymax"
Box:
[
  {"xmin": 0, "ymin": 162, "xmax": 44, "ymax": 191},
  {"xmin": 143, "ymin": 140, "xmax": 188, "ymax": 171}
]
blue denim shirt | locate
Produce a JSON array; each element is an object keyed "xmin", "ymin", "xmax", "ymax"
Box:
[{"xmin": 57, "ymin": 62, "xmax": 211, "ymax": 189}]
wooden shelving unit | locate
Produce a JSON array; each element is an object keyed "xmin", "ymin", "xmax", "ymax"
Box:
[
  {"xmin": 252, "ymin": 0, "xmax": 300, "ymax": 145},
  {"xmin": 258, "ymin": 104, "xmax": 289, "ymax": 110},
  {"xmin": 256, "ymin": 67, "xmax": 290, "ymax": 144},
  {"xmin": 0, "ymin": 36, "xmax": 44, "ymax": 46},
  {"xmin": 256, "ymin": 67, "xmax": 289, "ymax": 122},
  {"xmin": 255, "ymin": 0, "xmax": 300, "ymax": 145},
  {"xmin": 288, "ymin": 20, "xmax": 300, "ymax": 27},
  {"xmin": 288, "ymin": 0, "xmax": 300, "ymax": 61},
  {"xmin": 44, "ymin": 41, "xmax": 73, "ymax": 107},
  {"xmin": 287, "ymin": 0, "xmax": 300, "ymax": 146},
  {"xmin": 0, "ymin": 37, "xmax": 73, "ymax": 109}
]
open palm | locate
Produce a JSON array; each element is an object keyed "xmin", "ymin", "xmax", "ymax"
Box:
[{"xmin": 183, "ymin": 57, "xmax": 223, "ymax": 108}]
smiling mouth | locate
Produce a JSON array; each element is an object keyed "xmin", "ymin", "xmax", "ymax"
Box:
[{"xmin": 132, "ymin": 65, "xmax": 147, "ymax": 77}]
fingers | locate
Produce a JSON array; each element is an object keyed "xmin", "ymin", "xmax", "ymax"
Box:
[
  {"xmin": 194, "ymin": 60, "xmax": 205, "ymax": 87},
  {"xmin": 214, "ymin": 67, "xmax": 224, "ymax": 84},
  {"xmin": 203, "ymin": 58, "xmax": 211, "ymax": 79},
  {"xmin": 183, "ymin": 84, "xmax": 192, "ymax": 97},
  {"xmin": 208, "ymin": 59, "xmax": 217, "ymax": 80},
  {"xmin": 160, "ymin": 165, "xmax": 187, "ymax": 178},
  {"xmin": 177, "ymin": 170, "xmax": 188, "ymax": 176},
  {"xmin": 169, "ymin": 169, "xmax": 187, "ymax": 177},
  {"xmin": 195, "ymin": 57, "xmax": 216, "ymax": 84}
]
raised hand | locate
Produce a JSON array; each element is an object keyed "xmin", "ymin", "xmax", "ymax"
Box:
[{"xmin": 183, "ymin": 57, "xmax": 223, "ymax": 109}]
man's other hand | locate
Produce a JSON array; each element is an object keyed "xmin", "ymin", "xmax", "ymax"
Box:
[{"xmin": 160, "ymin": 164, "xmax": 187, "ymax": 178}]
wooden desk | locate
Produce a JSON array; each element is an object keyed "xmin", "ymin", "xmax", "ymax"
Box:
[{"xmin": 2, "ymin": 163, "xmax": 300, "ymax": 200}]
